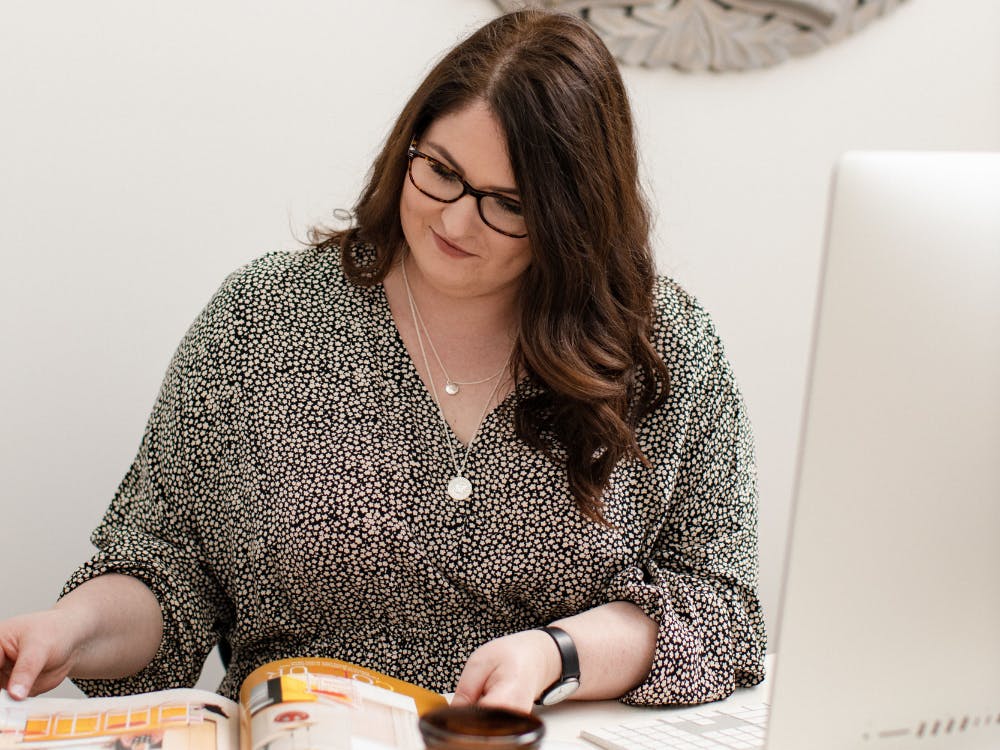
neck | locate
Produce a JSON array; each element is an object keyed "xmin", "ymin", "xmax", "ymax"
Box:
[
  {"xmin": 387, "ymin": 255, "xmax": 520, "ymax": 345},
  {"xmin": 384, "ymin": 252, "xmax": 520, "ymax": 449}
]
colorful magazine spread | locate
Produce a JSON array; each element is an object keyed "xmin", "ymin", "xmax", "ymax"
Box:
[{"xmin": 0, "ymin": 658, "xmax": 447, "ymax": 750}]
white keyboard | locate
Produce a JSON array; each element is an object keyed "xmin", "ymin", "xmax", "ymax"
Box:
[{"xmin": 580, "ymin": 702, "xmax": 769, "ymax": 750}]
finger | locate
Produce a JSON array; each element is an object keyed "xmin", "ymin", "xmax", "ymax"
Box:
[
  {"xmin": 452, "ymin": 656, "xmax": 494, "ymax": 708},
  {"xmin": 6, "ymin": 644, "xmax": 46, "ymax": 700}
]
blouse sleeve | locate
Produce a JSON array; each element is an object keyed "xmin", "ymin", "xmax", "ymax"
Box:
[
  {"xmin": 604, "ymin": 328, "xmax": 767, "ymax": 706},
  {"xmin": 61, "ymin": 271, "xmax": 245, "ymax": 696}
]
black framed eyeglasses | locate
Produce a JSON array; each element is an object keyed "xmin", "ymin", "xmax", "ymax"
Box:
[{"xmin": 406, "ymin": 141, "xmax": 528, "ymax": 239}]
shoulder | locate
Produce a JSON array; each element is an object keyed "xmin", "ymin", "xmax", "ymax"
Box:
[
  {"xmin": 635, "ymin": 278, "xmax": 752, "ymax": 469},
  {"xmin": 649, "ymin": 275, "xmax": 725, "ymax": 379},
  {"xmin": 206, "ymin": 242, "xmax": 381, "ymax": 318},
  {"xmin": 216, "ymin": 243, "xmax": 350, "ymax": 301},
  {"xmin": 175, "ymin": 243, "xmax": 377, "ymax": 360}
]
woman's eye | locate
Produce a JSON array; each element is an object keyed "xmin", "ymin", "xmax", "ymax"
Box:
[
  {"xmin": 495, "ymin": 197, "xmax": 523, "ymax": 216},
  {"xmin": 429, "ymin": 161, "xmax": 461, "ymax": 181}
]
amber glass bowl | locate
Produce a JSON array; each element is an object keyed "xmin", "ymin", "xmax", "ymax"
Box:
[{"xmin": 419, "ymin": 706, "xmax": 545, "ymax": 749}]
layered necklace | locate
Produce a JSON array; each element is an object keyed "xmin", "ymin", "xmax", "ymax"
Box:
[
  {"xmin": 400, "ymin": 260, "xmax": 514, "ymax": 501},
  {"xmin": 409, "ymin": 300, "xmax": 509, "ymax": 396}
]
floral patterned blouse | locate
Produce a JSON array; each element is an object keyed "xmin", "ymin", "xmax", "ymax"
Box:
[{"xmin": 64, "ymin": 244, "xmax": 766, "ymax": 705}]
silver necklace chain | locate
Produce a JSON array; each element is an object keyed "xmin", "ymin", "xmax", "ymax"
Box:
[
  {"xmin": 400, "ymin": 259, "xmax": 513, "ymax": 500},
  {"xmin": 408, "ymin": 296, "xmax": 508, "ymax": 395}
]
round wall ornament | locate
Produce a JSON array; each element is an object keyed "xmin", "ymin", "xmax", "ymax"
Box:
[{"xmin": 494, "ymin": 0, "xmax": 908, "ymax": 72}]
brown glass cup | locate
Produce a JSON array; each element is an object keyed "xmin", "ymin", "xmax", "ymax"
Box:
[{"xmin": 419, "ymin": 706, "xmax": 545, "ymax": 750}]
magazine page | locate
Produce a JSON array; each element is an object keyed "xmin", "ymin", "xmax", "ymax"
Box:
[
  {"xmin": 238, "ymin": 658, "xmax": 447, "ymax": 750},
  {"xmin": 0, "ymin": 689, "xmax": 240, "ymax": 750}
]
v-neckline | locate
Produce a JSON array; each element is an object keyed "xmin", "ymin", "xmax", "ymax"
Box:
[{"xmin": 372, "ymin": 280, "xmax": 520, "ymax": 450}]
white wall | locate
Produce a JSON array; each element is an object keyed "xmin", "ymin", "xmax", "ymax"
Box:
[{"xmin": 2, "ymin": 0, "xmax": 998, "ymax": 698}]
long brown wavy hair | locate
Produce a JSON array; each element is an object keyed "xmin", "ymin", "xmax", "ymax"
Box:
[{"xmin": 310, "ymin": 10, "xmax": 670, "ymax": 522}]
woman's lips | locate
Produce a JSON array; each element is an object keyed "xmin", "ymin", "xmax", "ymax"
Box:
[{"xmin": 432, "ymin": 230, "xmax": 475, "ymax": 258}]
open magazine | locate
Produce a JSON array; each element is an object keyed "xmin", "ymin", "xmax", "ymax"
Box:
[{"xmin": 0, "ymin": 657, "xmax": 448, "ymax": 750}]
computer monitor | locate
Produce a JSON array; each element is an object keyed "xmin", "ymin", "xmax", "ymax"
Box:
[{"xmin": 768, "ymin": 151, "xmax": 1000, "ymax": 749}]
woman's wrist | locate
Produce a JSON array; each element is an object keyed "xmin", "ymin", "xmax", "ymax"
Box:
[
  {"xmin": 534, "ymin": 626, "xmax": 581, "ymax": 705},
  {"xmin": 527, "ymin": 627, "xmax": 564, "ymax": 699},
  {"xmin": 52, "ymin": 594, "xmax": 102, "ymax": 673}
]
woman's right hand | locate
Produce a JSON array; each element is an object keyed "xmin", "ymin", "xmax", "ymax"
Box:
[
  {"xmin": 0, "ymin": 574, "xmax": 164, "ymax": 700},
  {"xmin": 0, "ymin": 608, "xmax": 85, "ymax": 699}
]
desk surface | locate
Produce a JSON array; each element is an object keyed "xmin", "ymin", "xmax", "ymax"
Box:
[{"xmin": 535, "ymin": 657, "xmax": 773, "ymax": 749}]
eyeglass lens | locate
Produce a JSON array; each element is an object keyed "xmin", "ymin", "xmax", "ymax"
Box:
[{"xmin": 409, "ymin": 154, "xmax": 527, "ymax": 238}]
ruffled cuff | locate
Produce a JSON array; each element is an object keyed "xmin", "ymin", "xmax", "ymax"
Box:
[{"xmin": 604, "ymin": 562, "xmax": 765, "ymax": 706}]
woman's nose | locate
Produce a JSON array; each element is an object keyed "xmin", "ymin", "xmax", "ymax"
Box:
[{"xmin": 440, "ymin": 193, "xmax": 481, "ymax": 238}]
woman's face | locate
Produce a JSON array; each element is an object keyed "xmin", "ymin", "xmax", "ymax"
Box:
[{"xmin": 399, "ymin": 100, "xmax": 532, "ymax": 303}]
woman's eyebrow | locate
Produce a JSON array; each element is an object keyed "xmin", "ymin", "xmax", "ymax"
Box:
[{"xmin": 424, "ymin": 140, "xmax": 520, "ymax": 197}]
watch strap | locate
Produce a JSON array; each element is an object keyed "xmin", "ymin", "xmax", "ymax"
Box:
[{"xmin": 535, "ymin": 625, "xmax": 581, "ymax": 705}]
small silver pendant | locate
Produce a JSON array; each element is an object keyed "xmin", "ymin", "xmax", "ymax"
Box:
[
  {"xmin": 447, "ymin": 476, "xmax": 473, "ymax": 500},
  {"xmin": 444, "ymin": 381, "xmax": 460, "ymax": 396}
]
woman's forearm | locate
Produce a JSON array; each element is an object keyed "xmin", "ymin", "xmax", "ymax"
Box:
[
  {"xmin": 451, "ymin": 600, "xmax": 658, "ymax": 713},
  {"xmin": 56, "ymin": 573, "xmax": 163, "ymax": 679},
  {"xmin": 550, "ymin": 600, "xmax": 657, "ymax": 700}
]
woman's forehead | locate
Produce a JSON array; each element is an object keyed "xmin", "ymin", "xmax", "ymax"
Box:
[{"xmin": 421, "ymin": 102, "xmax": 517, "ymax": 191}]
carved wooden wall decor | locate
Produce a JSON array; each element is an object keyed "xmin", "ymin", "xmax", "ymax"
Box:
[{"xmin": 494, "ymin": 0, "xmax": 908, "ymax": 72}]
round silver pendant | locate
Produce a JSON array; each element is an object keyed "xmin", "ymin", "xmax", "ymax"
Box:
[
  {"xmin": 444, "ymin": 381, "xmax": 460, "ymax": 396},
  {"xmin": 447, "ymin": 476, "xmax": 473, "ymax": 500}
]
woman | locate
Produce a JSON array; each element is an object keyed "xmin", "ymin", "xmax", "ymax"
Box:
[{"xmin": 0, "ymin": 10, "xmax": 764, "ymax": 712}]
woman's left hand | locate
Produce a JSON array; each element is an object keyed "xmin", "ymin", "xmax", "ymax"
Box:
[{"xmin": 450, "ymin": 629, "xmax": 562, "ymax": 714}]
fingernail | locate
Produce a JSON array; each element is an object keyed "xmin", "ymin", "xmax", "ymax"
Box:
[{"xmin": 8, "ymin": 684, "xmax": 27, "ymax": 700}]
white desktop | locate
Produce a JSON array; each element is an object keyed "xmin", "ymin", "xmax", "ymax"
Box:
[
  {"xmin": 544, "ymin": 151, "xmax": 1000, "ymax": 750},
  {"xmin": 539, "ymin": 664, "xmax": 771, "ymax": 747}
]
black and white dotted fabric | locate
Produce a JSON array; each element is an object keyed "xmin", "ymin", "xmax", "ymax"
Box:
[{"xmin": 64, "ymin": 244, "xmax": 766, "ymax": 705}]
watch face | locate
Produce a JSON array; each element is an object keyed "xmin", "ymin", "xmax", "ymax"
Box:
[{"xmin": 540, "ymin": 677, "xmax": 581, "ymax": 706}]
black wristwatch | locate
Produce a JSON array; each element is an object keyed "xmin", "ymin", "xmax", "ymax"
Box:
[{"xmin": 535, "ymin": 625, "xmax": 581, "ymax": 706}]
